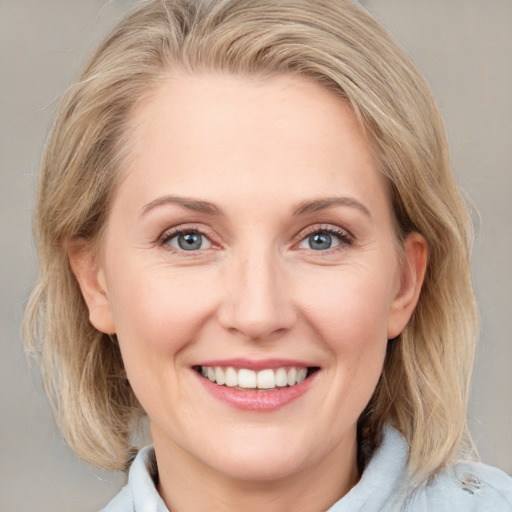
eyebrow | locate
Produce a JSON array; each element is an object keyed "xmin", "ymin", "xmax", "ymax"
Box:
[
  {"xmin": 142, "ymin": 196, "xmax": 222, "ymax": 216},
  {"xmin": 292, "ymin": 197, "xmax": 371, "ymax": 218},
  {"xmin": 141, "ymin": 194, "xmax": 371, "ymax": 218}
]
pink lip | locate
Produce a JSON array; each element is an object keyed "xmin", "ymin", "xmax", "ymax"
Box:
[
  {"xmin": 194, "ymin": 364, "xmax": 318, "ymax": 412},
  {"xmin": 193, "ymin": 358, "xmax": 312, "ymax": 371}
]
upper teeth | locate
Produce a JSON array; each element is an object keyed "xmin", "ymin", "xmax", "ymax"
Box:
[{"xmin": 200, "ymin": 366, "xmax": 308, "ymax": 389}]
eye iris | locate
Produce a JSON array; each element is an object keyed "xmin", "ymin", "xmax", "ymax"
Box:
[
  {"xmin": 309, "ymin": 232, "xmax": 332, "ymax": 250},
  {"xmin": 178, "ymin": 232, "xmax": 202, "ymax": 250}
]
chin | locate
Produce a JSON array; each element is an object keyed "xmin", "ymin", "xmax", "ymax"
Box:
[
  {"xmin": 202, "ymin": 430, "xmax": 315, "ymax": 482},
  {"xmin": 215, "ymin": 452, "xmax": 308, "ymax": 482}
]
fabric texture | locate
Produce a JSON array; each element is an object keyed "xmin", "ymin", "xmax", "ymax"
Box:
[{"xmin": 100, "ymin": 426, "xmax": 512, "ymax": 512}]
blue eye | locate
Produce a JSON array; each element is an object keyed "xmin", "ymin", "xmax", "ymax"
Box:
[
  {"xmin": 166, "ymin": 231, "xmax": 212, "ymax": 251},
  {"xmin": 298, "ymin": 228, "xmax": 349, "ymax": 251},
  {"xmin": 308, "ymin": 232, "xmax": 337, "ymax": 250}
]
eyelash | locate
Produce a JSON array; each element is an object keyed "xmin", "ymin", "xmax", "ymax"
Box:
[
  {"xmin": 158, "ymin": 226, "xmax": 216, "ymax": 250},
  {"xmin": 297, "ymin": 224, "xmax": 353, "ymax": 250},
  {"xmin": 157, "ymin": 224, "xmax": 353, "ymax": 254}
]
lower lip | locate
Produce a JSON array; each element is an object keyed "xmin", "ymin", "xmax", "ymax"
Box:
[{"xmin": 197, "ymin": 372, "xmax": 317, "ymax": 412}]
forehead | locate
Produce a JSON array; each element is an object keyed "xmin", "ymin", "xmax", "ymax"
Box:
[{"xmin": 115, "ymin": 72, "xmax": 387, "ymax": 217}]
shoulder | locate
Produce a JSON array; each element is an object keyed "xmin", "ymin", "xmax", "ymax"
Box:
[{"xmin": 408, "ymin": 460, "xmax": 512, "ymax": 511}]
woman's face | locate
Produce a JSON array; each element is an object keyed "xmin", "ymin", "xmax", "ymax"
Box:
[{"xmin": 73, "ymin": 73, "xmax": 425, "ymax": 484}]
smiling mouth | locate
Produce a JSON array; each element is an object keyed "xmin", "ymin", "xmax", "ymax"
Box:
[{"xmin": 194, "ymin": 365, "xmax": 320, "ymax": 390}]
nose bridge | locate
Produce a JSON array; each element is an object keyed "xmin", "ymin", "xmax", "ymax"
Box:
[{"xmin": 219, "ymin": 243, "xmax": 295, "ymax": 341}]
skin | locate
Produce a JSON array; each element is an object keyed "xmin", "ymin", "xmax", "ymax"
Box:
[{"xmin": 69, "ymin": 73, "xmax": 427, "ymax": 512}]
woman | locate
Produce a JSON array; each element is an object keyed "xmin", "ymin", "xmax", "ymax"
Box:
[{"xmin": 23, "ymin": 0, "xmax": 512, "ymax": 510}]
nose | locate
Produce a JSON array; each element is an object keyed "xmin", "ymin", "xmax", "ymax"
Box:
[{"xmin": 218, "ymin": 249, "xmax": 296, "ymax": 342}]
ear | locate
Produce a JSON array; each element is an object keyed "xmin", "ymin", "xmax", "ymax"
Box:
[
  {"xmin": 67, "ymin": 239, "xmax": 116, "ymax": 335},
  {"xmin": 387, "ymin": 232, "xmax": 428, "ymax": 339}
]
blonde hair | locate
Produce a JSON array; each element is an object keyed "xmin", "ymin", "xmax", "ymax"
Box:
[{"xmin": 23, "ymin": 0, "xmax": 477, "ymax": 479}]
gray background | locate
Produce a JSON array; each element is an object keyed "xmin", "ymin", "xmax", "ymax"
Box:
[{"xmin": 1, "ymin": 1, "xmax": 510, "ymax": 511}]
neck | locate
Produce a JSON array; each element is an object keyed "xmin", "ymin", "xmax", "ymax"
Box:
[{"xmin": 152, "ymin": 424, "xmax": 360, "ymax": 512}]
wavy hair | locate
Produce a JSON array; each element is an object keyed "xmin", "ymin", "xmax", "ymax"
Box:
[{"xmin": 23, "ymin": 0, "xmax": 477, "ymax": 478}]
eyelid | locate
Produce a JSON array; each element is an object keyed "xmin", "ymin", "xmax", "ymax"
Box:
[
  {"xmin": 294, "ymin": 224, "xmax": 354, "ymax": 249},
  {"xmin": 156, "ymin": 222, "xmax": 353, "ymax": 253},
  {"xmin": 157, "ymin": 224, "xmax": 221, "ymax": 250}
]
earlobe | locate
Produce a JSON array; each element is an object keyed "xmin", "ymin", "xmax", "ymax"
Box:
[
  {"xmin": 387, "ymin": 232, "xmax": 428, "ymax": 339},
  {"xmin": 67, "ymin": 239, "xmax": 116, "ymax": 335}
]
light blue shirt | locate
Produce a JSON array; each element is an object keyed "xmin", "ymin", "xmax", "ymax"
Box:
[{"xmin": 101, "ymin": 426, "xmax": 512, "ymax": 511}]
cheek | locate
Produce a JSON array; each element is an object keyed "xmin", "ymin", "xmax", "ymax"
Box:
[
  {"xmin": 108, "ymin": 266, "xmax": 219, "ymax": 359},
  {"xmin": 107, "ymin": 266, "xmax": 221, "ymax": 415},
  {"xmin": 292, "ymin": 265, "xmax": 393, "ymax": 432},
  {"xmin": 297, "ymin": 264, "xmax": 395, "ymax": 351}
]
